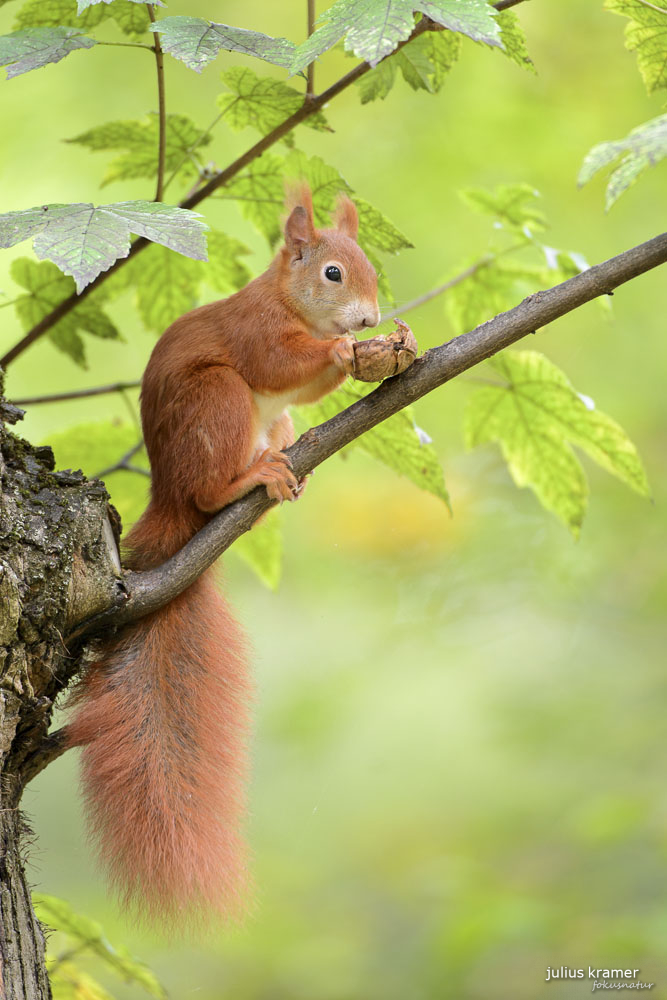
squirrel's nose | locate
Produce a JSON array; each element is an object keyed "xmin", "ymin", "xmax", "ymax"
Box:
[{"xmin": 361, "ymin": 306, "xmax": 380, "ymax": 328}]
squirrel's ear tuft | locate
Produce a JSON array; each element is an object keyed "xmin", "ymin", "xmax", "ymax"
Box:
[
  {"xmin": 334, "ymin": 195, "xmax": 358, "ymax": 241},
  {"xmin": 284, "ymin": 183, "xmax": 316, "ymax": 259}
]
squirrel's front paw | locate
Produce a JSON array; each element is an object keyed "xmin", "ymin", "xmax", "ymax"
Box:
[
  {"xmin": 331, "ymin": 336, "xmax": 356, "ymax": 376},
  {"xmin": 253, "ymin": 449, "xmax": 300, "ymax": 503}
]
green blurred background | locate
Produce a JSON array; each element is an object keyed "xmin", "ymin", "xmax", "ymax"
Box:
[{"xmin": 2, "ymin": 0, "xmax": 666, "ymax": 997}]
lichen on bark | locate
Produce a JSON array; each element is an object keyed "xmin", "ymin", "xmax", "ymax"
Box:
[{"xmin": 0, "ymin": 370, "xmax": 121, "ymax": 999}]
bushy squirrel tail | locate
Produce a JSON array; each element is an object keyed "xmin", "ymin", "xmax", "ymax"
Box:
[{"xmin": 67, "ymin": 504, "xmax": 251, "ymax": 926}]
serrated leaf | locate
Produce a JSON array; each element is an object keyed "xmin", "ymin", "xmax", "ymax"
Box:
[
  {"xmin": 48, "ymin": 962, "xmax": 116, "ymax": 1000},
  {"xmin": 107, "ymin": 229, "xmax": 250, "ymax": 333},
  {"xmin": 14, "ymin": 0, "xmax": 108, "ymax": 31},
  {"xmin": 121, "ymin": 244, "xmax": 201, "ymax": 332},
  {"xmin": 232, "ymin": 509, "xmax": 283, "ymax": 589},
  {"xmin": 11, "ymin": 257, "xmax": 119, "ymax": 367},
  {"xmin": 217, "ymin": 66, "xmax": 330, "ymax": 145},
  {"xmin": 34, "ymin": 894, "xmax": 167, "ymax": 998},
  {"xmin": 459, "ymin": 182, "xmax": 546, "ymax": 234},
  {"xmin": 0, "ymin": 25, "xmax": 95, "ymax": 78},
  {"xmin": 77, "ymin": 0, "xmax": 161, "ymax": 12},
  {"xmin": 447, "ymin": 256, "xmax": 546, "ymax": 333},
  {"xmin": 68, "ymin": 113, "xmax": 212, "ymax": 187},
  {"xmin": 364, "ymin": 245, "xmax": 394, "ymax": 303},
  {"xmin": 284, "ymin": 149, "xmax": 352, "ymax": 222},
  {"xmin": 110, "ymin": 0, "xmax": 150, "ymax": 37},
  {"xmin": 354, "ymin": 197, "xmax": 413, "ymax": 253},
  {"xmin": 291, "ymin": 0, "xmax": 501, "ymax": 75},
  {"xmin": 496, "ymin": 8, "xmax": 534, "ymax": 73},
  {"xmin": 604, "ymin": 0, "xmax": 667, "ymax": 93},
  {"xmin": 297, "ymin": 381, "xmax": 449, "ymax": 506},
  {"xmin": 217, "ymin": 153, "xmax": 286, "ymax": 244},
  {"xmin": 356, "ymin": 30, "xmax": 459, "ymax": 102},
  {"xmin": 578, "ymin": 113, "xmax": 667, "ymax": 209},
  {"xmin": 12, "ymin": 0, "xmax": 149, "ymax": 35},
  {"xmin": 465, "ymin": 350, "xmax": 650, "ymax": 533},
  {"xmin": 0, "ymin": 201, "xmax": 208, "ymax": 292},
  {"xmin": 149, "ymin": 16, "xmax": 295, "ymax": 73},
  {"xmin": 206, "ymin": 228, "xmax": 251, "ymax": 293}
]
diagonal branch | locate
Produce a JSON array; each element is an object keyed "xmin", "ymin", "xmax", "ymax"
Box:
[
  {"xmin": 0, "ymin": 0, "xmax": 528, "ymax": 369},
  {"xmin": 65, "ymin": 231, "xmax": 667, "ymax": 645}
]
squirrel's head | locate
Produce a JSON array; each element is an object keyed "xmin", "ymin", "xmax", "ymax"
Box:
[{"xmin": 279, "ymin": 185, "xmax": 380, "ymax": 338}]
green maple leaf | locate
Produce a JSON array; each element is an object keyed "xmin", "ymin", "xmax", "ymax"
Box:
[
  {"xmin": 149, "ymin": 17, "xmax": 295, "ymax": 73},
  {"xmin": 11, "ymin": 257, "xmax": 119, "ymax": 367},
  {"xmin": 0, "ymin": 25, "xmax": 95, "ymax": 77},
  {"xmin": 297, "ymin": 381, "xmax": 449, "ymax": 506},
  {"xmin": 465, "ymin": 350, "xmax": 650, "ymax": 534},
  {"xmin": 459, "ymin": 182, "xmax": 546, "ymax": 234},
  {"xmin": 12, "ymin": 0, "xmax": 150, "ymax": 35},
  {"xmin": 106, "ymin": 229, "xmax": 250, "ymax": 333},
  {"xmin": 0, "ymin": 201, "xmax": 208, "ymax": 292},
  {"xmin": 232, "ymin": 510, "xmax": 283, "ymax": 589},
  {"xmin": 604, "ymin": 0, "xmax": 667, "ymax": 93},
  {"xmin": 217, "ymin": 67, "xmax": 330, "ymax": 145},
  {"xmin": 13, "ymin": 0, "xmax": 108, "ymax": 30},
  {"xmin": 447, "ymin": 257, "xmax": 547, "ymax": 334},
  {"xmin": 578, "ymin": 113, "xmax": 667, "ymax": 209},
  {"xmin": 34, "ymin": 894, "xmax": 166, "ymax": 998},
  {"xmin": 291, "ymin": 0, "xmax": 502, "ymax": 75},
  {"xmin": 76, "ymin": 0, "xmax": 161, "ymax": 11},
  {"xmin": 357, "ymin": 30, "xmax": 461, "ymax": 101},
  {"xmin": 67, "ymin": 114, "xmax": 212, "ymax": 186},
  {"xmin": 217, "ymin": 153, "xmax": 286, "ymax": 245},
  {"xmin": 496, "ymin": 8, "xmax": 534, "ymax": 73}
]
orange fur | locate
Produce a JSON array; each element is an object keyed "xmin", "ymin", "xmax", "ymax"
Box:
[{"xmin": 66, "ymin": 186, "xmax": 379, "ymax": 925}]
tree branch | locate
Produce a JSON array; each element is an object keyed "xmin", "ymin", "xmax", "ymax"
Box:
[
  {"xmin": 0, "ymin": 0, "xmax": 529, "ymax": 370},
  {"xmin": 66, "ymin": 231, "xmax": 667, "ymax": 644},
  {"xmin": 13, "ymin": 380, "xmax": 140, "ymax": 406},
  {"xmin": 147, "ymin": 5, "xmax": 167, "ymax": 203}
]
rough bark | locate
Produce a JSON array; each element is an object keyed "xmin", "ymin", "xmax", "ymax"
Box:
[{"xmin": 0, "ymin": 378, "xmax": 120, "ymax": 1000}]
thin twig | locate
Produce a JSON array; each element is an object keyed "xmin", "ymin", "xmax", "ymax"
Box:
[
  {"xmin": 633, "ymin": 0, "xmax": 666, "ymax": 13},
  {"xmin": 13, "ymin": 381, "xmax": 141, "ymax": 406},
  {"xmin": 306, "ymin": 0, "xmax": 317, "ymax": 98},
  {"xmin": 382, "ymin": 259, "xmax": 490, "ymax": 321},
  {"xmin": 147, "ymin": 5, "xmax": 167, "ymax": 202},
  {"xmin": 162, "ymin": 109, "xmax": 225, "ymax": 196},
  {"xmin": 0, "ymin": 0, "xmax": 529, "ymax": 370},
  {"xmin": 65, "ymin": 231, "xmax": 667, "ymax": 643},
  {"xmin": 94, "ymin": 441, "xmax": 148, "ymax": 480},
  {"xmin": 382, "ymin": 241, "xmax": 530, "ymax": 321}
]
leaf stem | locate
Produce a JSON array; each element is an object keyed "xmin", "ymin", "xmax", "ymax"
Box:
[
  {"xmin": 306, "ymin": 0, "xmax": 316, "ymax": 98},
  {"xmin": 147, "ymin": 5, "xmax": 167, "ymax": 202},
  {"xmin": 0, "ymin": 0, "xmax": 529, "ymax": 369},
  {"xmin": 95, "ymin": 41, "xmax": 155, "ymax": 51}
]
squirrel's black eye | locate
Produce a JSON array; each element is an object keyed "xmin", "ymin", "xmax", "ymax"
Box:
[{"xmin": 324, "ymin": 265, "xmax": 342, "ymax": 282}]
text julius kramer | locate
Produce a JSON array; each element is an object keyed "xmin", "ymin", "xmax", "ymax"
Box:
[{"xmin": 546, "ymin": 968, "xmax": 654, "ymax": 990}]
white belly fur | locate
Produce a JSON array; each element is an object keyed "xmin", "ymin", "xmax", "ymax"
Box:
[{"xmin": 251, "ymin": 390, "xmax": 294, "ymax": 452}]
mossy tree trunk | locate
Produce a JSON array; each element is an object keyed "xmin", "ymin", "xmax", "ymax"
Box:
[{"xmin": 0, "ymin": 385, "xmax": 121, "ymax": 1000}]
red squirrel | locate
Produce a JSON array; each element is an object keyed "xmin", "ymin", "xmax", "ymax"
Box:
[{"xmin": 67, "ymin": 186, "xmax": 380, "ymax": 925}]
